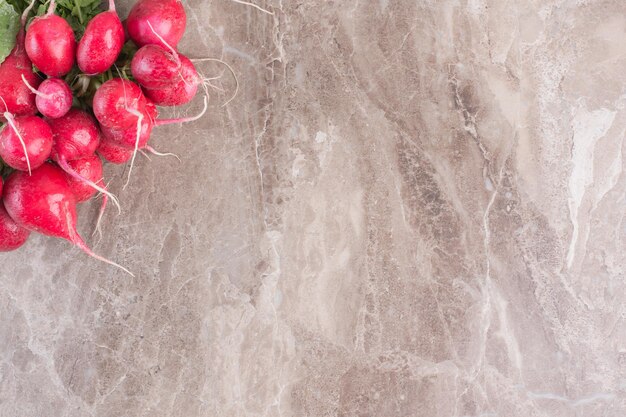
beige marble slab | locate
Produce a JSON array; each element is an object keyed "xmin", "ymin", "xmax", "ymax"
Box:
[{"xmin": 1, "ymin": 0, "xmax": 625, "ymax": 416}]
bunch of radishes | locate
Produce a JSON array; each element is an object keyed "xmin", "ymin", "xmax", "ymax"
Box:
[{"xmin": 0, "ymin": 0, "xmax": 211, "ymax": 275}]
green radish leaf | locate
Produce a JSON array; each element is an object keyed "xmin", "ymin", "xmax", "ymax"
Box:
[{"xmin": 0, "ymin": 0, "xmax": 20, "ymax": 64}]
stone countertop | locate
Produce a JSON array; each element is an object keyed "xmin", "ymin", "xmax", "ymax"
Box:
[{"xmin": 2, "ymin": 0, "xmax": 625, "ymax": 416}]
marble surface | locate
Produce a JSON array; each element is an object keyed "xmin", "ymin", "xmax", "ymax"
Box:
[{"xmin": 1, "ymin": 0, "xmax": 626, "ymax": 415}]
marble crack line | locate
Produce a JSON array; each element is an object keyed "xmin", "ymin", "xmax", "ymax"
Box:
[
  {"xmin": 253, "ymin": 109, "xmax": 271, "ymax": 229},
  {"xmin": 460, "ymin": 164, "xmax": 506, "ymax": 406},
  {"xmin": 448, "ymin": 67, "xmax": 493, "ymax": 171},
  {"xmin": 96, "ymin": 373, "xmax": 128, "ymax": 405}
]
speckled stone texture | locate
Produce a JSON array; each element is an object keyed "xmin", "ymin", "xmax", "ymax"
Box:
[{"xmin": 1, "ymin": 0, "xmax": 626, "ymax": 416}]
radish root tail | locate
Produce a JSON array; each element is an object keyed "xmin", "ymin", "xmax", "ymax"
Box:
[
  {"xmin": 65, "ymin": 209, "xmax": 134, "ymax": 277},
  {"xmin": 108, "ymin": 0, "xmax": 116, "ymax": 12},
  {"xmin": 228, "ymin": 0, "xmax": 274, "ymax": 15},
  {"xmin": 58, "ymin": 158, "xmax": 122, "ymax": 214},
  {"xmin": 139, "ymin": 149, "xmax": 152, "ymax": 161},
  {"xmin": 155, "ymin": 96, "xmax": 208, "ymax": 126},
  {"xmin": 21, "ymin": 74, "xmax": 53, "ymax": 100},
  {"xmin": 191, "ymin": 58, "xmax": 239, "ymax": 107},
  {"xmin": 3, "ymin": 111, "xmax": 32, "ymax": 175},
  {"xmin": 145, "ymin": 145, "xmax": 181, "ymax": 162},
  {"xmin": 123, "ymin": 108, "xmax": 144, "ymax": 190},
  {"xmin": 93, "ymin": 187, "xmax": 109, "ymax": 241},
  {"xmin": 146, "ymin": 20, "xmax": 181, "ymax": 68}
]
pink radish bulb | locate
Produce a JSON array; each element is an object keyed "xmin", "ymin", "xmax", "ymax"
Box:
[
  {"xmin": 102, "ymin": 115, "xmax": 154, "ymax": 150},
  {"xmin": 21, "ymin": 76, "xmax": 72, "ymax": 119},
  {"xmin": 131, "ymin": 44, "xmax": 182, "ymax": 89},
  {"xmin": 48, "ymin": 109, "xmax": 100, "ymax": 162},
  {"xmin": 64, "ymin": 154, "xmax": 104, "ymax": 202},
  {"xmin": 144, "ymin": 55, "xmax": 199, "ymax": 106},
  {"xmin": 97, "ymin": 137, "xmax": 134, "ymax": 164},
  {"xmin": 93, "ymin": 78, "xmax": 147, "ymax": 129},
  {"xmin": 126, "ymin": 0, "xmax": 186, "ymax": 49},
  {"xmin": 102, "ymin": 95, "xmax": 207, "ymax": 150},
  {"xmin": 101, "ymin": 99, "xmax": 157, "ymax": 150},
  {"xmin": 0, "ymin": 177, "xmax": 3, "ymax": 197},
  {"xmin": 76, "ymin": 0, "xmax": 124, "ymax": 75},
  {"xmin": 0, "ymin": 115, "xmax": 53, "ymax": 172},
  {"xmin": 3, "ymin": 164, "xmax": 132, "ymax": 275},
  {"xmin": 48, "ymin": 109, "xmax": 120, "ymax": 211},
  {"xmin": 36, "ymin": 78, "xmax": 72, "ymax": 118},
  {"xmin": 25, "ymin": 1, "xmax": 76, "ymax": 77},
  {"xmin": 0, "ymin": 1, "xmax": 41, "ymax": 119},
  {"xmin": 0, "ymin": 202, "xmax": 30, "ymax": 252}
]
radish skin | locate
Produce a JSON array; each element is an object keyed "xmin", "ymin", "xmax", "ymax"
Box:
[
  {"xmin": 0, "ymin": 1, "xmax": 41, "ymax": 119},
  {"xmin": 48, "ymin": 109, "xmax": 121, "ymax": 212},
  {"xmin": 144, "ymin": 55, "xmax": 199, "ymax": 106},
  {"xmin": 126, "ymin": 0, "xmax": 186, "ymax": 49},
  {"xmin": 63, "ymin": 154, "xmax": 105, "ymax": 203},
  {"xmin": 21, "ymin": 76, "xmax": 72, "ymax": 119},
  {"xmin": 0, "ymin": 202, "xmax": 30, "ymax": 252},
  {"xmin": 0, "ymin": 114, "xmax": 53, "ymax": 173},
  {"xmin": 76, "ymin": 0, "xmax": 125, "ymax": 75},
  {"xmin": 131, "ymin": 44, "xmax": 182, "ymax": 90},
  {"xmin": 97, "ymin": 137, "xmax": 134, "ymax": 164},
  {"xmin": 25, "ymin": 1, "xmax": 76, "ymax": 77},
  {"xmin": 93, "ymin": 79, "xmax": 147, "ymax": 129},
  {"xmin": 3, "ymin": 164, "xmax": 133, "ymax": 276},
  {"xmin": 48, "ymin": 109, "xmax": 101, "ymax": 162}
]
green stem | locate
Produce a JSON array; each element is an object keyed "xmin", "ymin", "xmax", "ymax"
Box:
[{"xmin": 77, "ymin": 4, "xmax": 83, "ymax": 24}]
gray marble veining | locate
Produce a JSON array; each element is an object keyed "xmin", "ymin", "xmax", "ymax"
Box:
[{"xmin": 1, "ymin": 0, "xmax": 625, "ymax": 416}]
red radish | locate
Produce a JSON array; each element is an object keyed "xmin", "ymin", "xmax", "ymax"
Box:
[
  {"xmin": 97, "ymin": 137, "xmax": 134, "ymax": 164},
  {"xmin": 48, "ymin": 109, "xmax": 100, "ymax": 162},
  {"xmin": 102, "ymin": 95, "xmax": 207, "ymax": 150},
  {"xmin": 0, "ymin": 114, "xmax": 53, "ymax": 173},
  {"xmin": 131, "ymin": 44, "xmax": 182, "ymax": 90},
  {"xmin": 93, "ymin": 78, "xmax": 147, "ymax": 129},
  {"xmin": 21, "ymin": 76, "xmax": 72, "ymax": 119},
  {"xmin": 0, "ymin": 177, "xmax": 3, "ymax": 197},
  {"xmin": 102, "ymin": 116, "xmax": 153, "ymax": 150},
  {"xmin": 0, "ymin": 1, "xmax": 41, "ymax": 118},
  {"xmin": 25, "ymin": 0, "xmax": 76, "ymax": 77},
  {"xmin": 76, "ymin": 0, "xmax": 124, "ymax": 75},
  {"xmin": 3, "ymin": 164, "xmax": 132, "ymax": 275},
  {"xmin": 48, "ymin": 109, "xmax": 120, "ymax": 212},
  {"xmin": 64, "ymin": 154, "xmax": 104, "ymax": 202},
  {"xmin": 62, "ymin": 154, "xmax": 111, "ymax": 241},
  {"xmin": 0, "ymin": 202, "xmax": 30, "ymax": 252},
  {"xmin": 144, "ymin": 55, "xmax": 200, "ymax": 106},
  {"xmin": 126, "ymin": 0, "xmax": 186, "ymax": 49}
]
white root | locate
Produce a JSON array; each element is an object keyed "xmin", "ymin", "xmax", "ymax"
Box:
[
  {"xmin": 21, "ymin": 74, "xmax": 53, "ymax": 100},
  {"xmin": 228, "ymin": 0, "xmax": 274, "ymax": 15},
  {"xmin": 123, "ymin": 108, "xmax": 144, "ymax": 190},
  {"xmin": 1, "ymin": 104, "xmax": 31, "ymax": 176},
  {"xmin": 155, "ymin": 96, "xmax": 208, "ymax": 126},
  {"xmin": 190, "ymin": 58, "xmax": 239, "ymax": 107},
  {"xmin": 146, "ymin": 20, "xmax": 181, "ymax": 68},
  {"xmin": 67, "ymin": 210, "xmax": 134, "ymax": 277},
  {"xmin": 92, "ymin": 180, "xmax": 112, "ymax": 240},
  {"xmin": 139, "ymin": 149, "xmax": 152, "ymax": 161},
  {"xmin": 59, "ymin": 158, "xmax": 122, "ymax": 214},
  {"xmin": 144, "ymin": 146, "xmax": 181, "ymax": 162}
]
